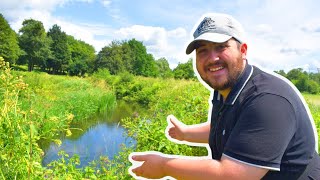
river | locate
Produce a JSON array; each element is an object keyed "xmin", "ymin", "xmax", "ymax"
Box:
[{"xmin": 41, "ymin": 100, "xmax": 142, "ymax": 167}]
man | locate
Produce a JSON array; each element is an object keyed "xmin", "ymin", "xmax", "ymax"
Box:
[{"xmin": 129, "ymin": 13, "xmax": 320, "ymax": 180}]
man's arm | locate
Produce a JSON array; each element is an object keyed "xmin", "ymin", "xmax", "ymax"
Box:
[
  {"xmin": 167, "ymin": 115, "xmax": 210, "ymax": 143},
  {"xmin": 130, "ymin": 153, "xmax": 268, "ymax": 180}
]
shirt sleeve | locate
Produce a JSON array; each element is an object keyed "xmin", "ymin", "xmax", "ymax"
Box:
[{"xmin": 223, "ymin": 93, "xmax": 296, "ymax": 171}]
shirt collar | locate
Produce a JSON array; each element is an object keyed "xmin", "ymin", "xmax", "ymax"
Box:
[{"xmin": 213, "ymin": 63, "xmax": 253, "ymax": 105}]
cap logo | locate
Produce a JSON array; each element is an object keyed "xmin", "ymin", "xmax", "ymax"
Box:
[{"xmin": 196, "ymin": 17, "xmax": 216, "ymax": 36}]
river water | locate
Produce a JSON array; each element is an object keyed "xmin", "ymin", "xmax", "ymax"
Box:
[{"xmin": 41, "ymin": 101, "xmax": 142, "ymax": 167}]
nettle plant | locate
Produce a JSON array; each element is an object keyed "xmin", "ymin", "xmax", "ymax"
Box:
[
  {"xmin": 0, "ymin": 56, "xmax": 46, "ymax": 178},
  {"xmin": 0, "ymin": 57, "xmax": 76, "ymax": 179}
]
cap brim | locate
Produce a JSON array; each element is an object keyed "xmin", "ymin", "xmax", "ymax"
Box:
[{"xmin": 185, "ymin": 33, "xmax": 232, "ymax": 54}]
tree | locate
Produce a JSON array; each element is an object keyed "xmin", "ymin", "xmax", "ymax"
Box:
[
  {"xmin": 294, "ymin": 74, "xmax": 309, "ymax": 92},
  {"xmin": 47, "ymin": 24, "xmax": 70, "ymax": 74},
  {"xmin": 95, "ymin": 41, "xmax": 125, "ymax": 75},
  {"xmin": 121, "ymin": 41, "xmax": 134, "ymax": 73},
  {"xmin": 128, "ymin": 39, "xmax": 158, "ymax": 77},
  {"xmin": 0, "ymin": 13, "xmax": 21, "ymax": 64},
  {"xmin": 155, "ymin": 57, "xmax": 173, "ymax": 78},
  {"xmin": 173, "ymin": 58, "xmax": 195, "ymax": 79},
  {"xmin": 286, "ymin": 68, "xmax": 306, "ymax": 81},
  {"xmin": 309, "ymin": 72, "xmax": 320, "ymax": 85},
  {"xmin": 95, "ymin": 39, "xmax": 158, "ymax": 77},
  {"xmin": 307, "ymin": 80, "xmax": 320, "ymax": 94},
  {"xmin": 274, "ymin": 69, "xmax": 287, "ymax": 78},
  {"xmin": 67, "ymin": 35, "xmax": 95, "ymax": 76},
  {"xmin": 19, "ymin": 19, "xmax": 52, "ymax": 71}
]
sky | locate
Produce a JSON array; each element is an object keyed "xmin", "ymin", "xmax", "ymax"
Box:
[{"xmin": 1, "ymin": 0, "xmax": 320, "ymax": 72}]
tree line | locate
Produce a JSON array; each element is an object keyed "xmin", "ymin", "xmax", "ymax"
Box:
[
  {"xmin": 0, "ymin": 13, "xmax": 195, "ymax": 79},
  {"xmin": 0, "ymin": 13, "xmax": 319, "ymax": 93},
  {"xmin": 274, "ymin": 69, "xmax": 320, "ymax": 94}
]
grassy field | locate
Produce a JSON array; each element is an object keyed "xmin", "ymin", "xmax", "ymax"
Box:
[{"xmin": 303, "ymin": 93, "xmax": 320, "ymax": 106}]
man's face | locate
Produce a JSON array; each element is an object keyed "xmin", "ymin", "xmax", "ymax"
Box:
[{"xmin": 195, "ymin": 39, "xmax": 247, "ymax": 91}]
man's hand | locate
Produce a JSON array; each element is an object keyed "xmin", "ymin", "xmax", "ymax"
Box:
[
  {"xmin": 130, "ymin": 152, "xmax": 169, "ymax": 179},
  {"xmin": 167, "ymin": 115, "xmax": 187, "ymax": 141}
]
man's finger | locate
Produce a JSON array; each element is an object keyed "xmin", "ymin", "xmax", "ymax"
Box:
[
  {"xmin": 131, "ymin": 154, "xmax": 148, "ymax": 162},
  {"xmin": 168, "ymin": 115, "xmax": 181, "ymax": 127},
  {"xmin": 132, "ymin": 166, "xmax": 143, "ymax": 176}
]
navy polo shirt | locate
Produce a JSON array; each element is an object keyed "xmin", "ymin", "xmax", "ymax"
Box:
[{"xmin": 208, "ymin": 63, "xmax": 320, "ymax": 179}]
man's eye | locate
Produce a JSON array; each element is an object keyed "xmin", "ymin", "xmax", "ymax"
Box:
[
  {"xmin": 197, "ymin": 48, "xmax": 207, "ymax": 54},
  {"xmin": 216, "ymin": 45, "xmax": 227, "ymax": 51}
]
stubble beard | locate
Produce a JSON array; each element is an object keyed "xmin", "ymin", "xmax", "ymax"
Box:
[{"xmin": 203, "ymin": 56, "xmax": 244, "ymax": 91}]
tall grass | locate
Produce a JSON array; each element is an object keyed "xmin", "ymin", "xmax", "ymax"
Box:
[
  {"xmin": 14, "ymin": 71, "xmax": 116, "ymax": 122},
  {"xmin": 1, "ymin": 59, "xmax": 319, "ymax": 179},
  {"xmin": 0, "ymin": 57, "xmax": 116, "ymax": 179},
  {"xmin": 0, "ymin": 57, "xmax": 44, "ymax": 179}
]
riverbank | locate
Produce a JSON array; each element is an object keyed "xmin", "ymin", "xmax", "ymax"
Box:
[
  {"xmin": 1, "ymin": 59, "xmax": 319, "ymax": 179},
  {"xmin": 0, "ymin": 57, "xmax": 116, "ymax": 179}
]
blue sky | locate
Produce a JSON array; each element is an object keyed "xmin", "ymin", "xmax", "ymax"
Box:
[{"xmin": 1, "ymin": 0, "xmax": 320, "ymax": 71}]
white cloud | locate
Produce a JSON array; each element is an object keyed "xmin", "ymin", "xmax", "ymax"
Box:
[
  {"xmin": 0, "ymin": 0, "xmax": 111, "ymax": 53},
  {"xmin": 115, "ymin": 25, "xmax": 189, "ymax": 68},
  {"xmin": 235, "ymin": 0, "xmax": 320, "ymax": 72},
  {"xmin": 1, "ymin": 0, "xmax": 319, "ymax": 70},
  {"xmin": 101, "ymin": 0, "xmax": 112, "ymax": 7}
]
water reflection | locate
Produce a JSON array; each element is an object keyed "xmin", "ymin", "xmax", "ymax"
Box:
[{"xmin": 42, "ymin": 101, "xmax": 143, "ymax": 167}]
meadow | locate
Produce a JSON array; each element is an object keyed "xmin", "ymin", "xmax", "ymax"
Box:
[
  {"xmin": 303, "ymin": 93, "xmax": 320, "ymax": 106},
  {"xmin": 1, "ymin": 58, "xmax": 319, "ymax": 179}
]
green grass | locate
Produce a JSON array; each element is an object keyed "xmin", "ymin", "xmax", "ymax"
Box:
[
  {"xmin": 2, "ymin": 56, "xmax": 320, "ymax": 179},
  {"xmin": 1, "ymin": 56, "xmax": 117, "ymax": 179},
  {"xmin": 303, "ymin": 93, "xmax": 320, "ymax": 106}
]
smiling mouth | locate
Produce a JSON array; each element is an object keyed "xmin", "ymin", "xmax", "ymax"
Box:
[{"xmin": 209, "ymin": 66, "xmax": 224, "ymax": 72}]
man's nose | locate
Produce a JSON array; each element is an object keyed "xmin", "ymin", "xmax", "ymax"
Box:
[{"xmin": 208, "ymin": 49, "xmax": 220, "ymax": 62}]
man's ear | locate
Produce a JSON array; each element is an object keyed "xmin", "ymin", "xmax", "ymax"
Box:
[{"xmin": 240, "ymin": 43, "xmax": 247, "ymax": 60}]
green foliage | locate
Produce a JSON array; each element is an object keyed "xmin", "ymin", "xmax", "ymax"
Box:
[
  {"xmin": 307, "ymin": 80, "xmax": 320, "ymax": 94},
  {"xmin": 295, "ymin": 74, "xmax": 309, "ymax": 92},
  {"xmin": 92, "ymin": 68, "xmax": 111, "ymax": 78},
  {"xmin": 286, "ymin": 68, "xmax": 306, "ymax": 80},
  {"xmin": 0, "ymin": 56, "xmax": 121, "ymax": 178},
  {"xmin": 44, "ymin": 146, "xmax": 134, "ymax": 179},
  {"xmin": 275, "ymin": 68, "xmax": 320, "ymax": 94},
  {"xmin": 127, "ymin": 39, "xmax": 158, "ymax": 77},
  {"xmin": 156, "ymin": 57, "xmax": 173, "ymax": 78},
  {"xmin": 18, "ymin": 19, "xmax": 52, "ymax": 71},
  {"xmin": 95, "ymin": 39, "xmax": 160, "ymax": 77},
  {"xmin": 273, "ymin": 70, "xmax": 286, "ymax": 78},
  {"xmin": 111, "ymin": 74, "xmax": 320, "ymax": 178},
  {"xmin": 2, "ymin": 55, "xmax": 320, "ymax": 179},
  {"xmin": 302, "ymin": 94, "xmax": 320, "ymax": 152},
  {"xmin": 47, "ymin": 24, "xmax": 71, "ymax": 74},
  {"xmin": 0, "ymin": 14, "xmax": 21, "ymax": 64},
  {"xmin": 0, "ymin": 13, "xmax": 95, "ymax": 76},
  {"xmin": 112, "ymin": 75, "xmax": 210, "ymax": 156},
  {"xmin": 0, "ymin": 56, "xmax": 46, "ymax": 179},
  {"xmin": 67, "ymin": 35, "xmax": 96, "ymax": 76},
  {"xmin": 110, "ymin": 72, "xmax": 166, "ymax": 106},
  {"xmin": 16, "ymin": 71, "xmax": 116, "ymax": 122},
  {"xmin": 95, "ymin": 41, "xmax": 125, "ymax": 75},
  {"xmin": 173, "ymin": 58, "xmax": 195, "ymax": 79}
]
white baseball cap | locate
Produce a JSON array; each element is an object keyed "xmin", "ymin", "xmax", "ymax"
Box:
[{"xmin": 186, "ymin": 13, "xmax": 245, "ymax": 54}]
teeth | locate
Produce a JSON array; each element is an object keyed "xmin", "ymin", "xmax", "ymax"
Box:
[{"xmin": 209, "ymin": 66, "xmax": 223, "ymax": 72}]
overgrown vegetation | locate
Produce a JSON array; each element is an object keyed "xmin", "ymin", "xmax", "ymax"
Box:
[
  {"xmin": 1, "ymin": 56, "xmax": 319, "ymax": 179},
  {"xmin": 275, "ymin": 68, "xmax": 320, "ymax": 94},
  {"xmin": 106, "ymin": 70, "xmax": 320, "ymax": 179},
  {"xmin": 0, "ymin": 56, "xmax": 116, "ymax": 179}
]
